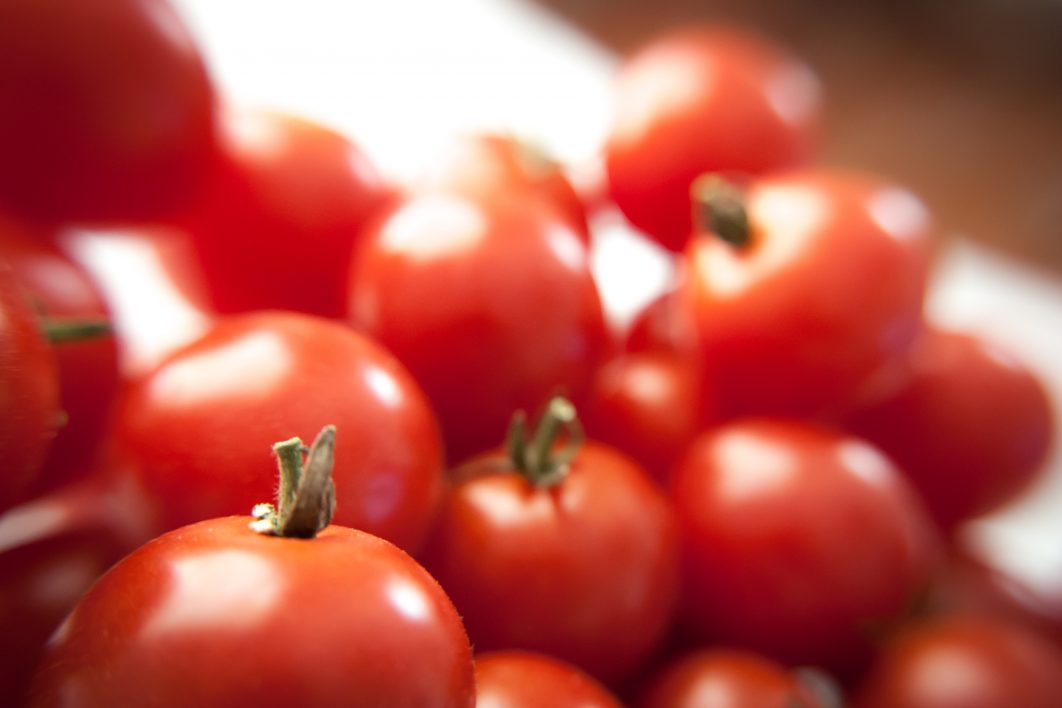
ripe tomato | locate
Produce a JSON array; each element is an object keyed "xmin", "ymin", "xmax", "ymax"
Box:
[
  {"xmin": 30, "ymin": 516, "xmax": 475, "ymax": 707},
  {"xmin": 0, "ymin": 0, "xmax": 216, "ymax": 224},
  {"xmin": 114, "ymin": 311, "xmax": 444, "ymax": 555},
  {"xmin": 348, "ymin": 191, "xmax": 609, "ymax": 463},
  {"xmin": 0, "ymin": 263, "xmax": 59, "ymax": 512},
  {"xmin": 420, "ymin": 399, "xmax": 679, "ymax": 685},
  {"xmin": 671, "ymin": 419, "xmax": 940, "ymax": 673},
  {"xmin": 840, "ymin": 327, "xmax": 1054, "ymax": 531},
  {"xmin": 179, "ymin": 108, "xmax": 394, "ymax": 318},
  {"xmin": 625, "ymin": 285, "xmax": 697, "ymax": 356},
  {"xmin": 855, "ymin": 615, "xmax": 1062, "ymax": 708},
  {"xmin": 605, "ymin": 26, "xmax": 821, "ymax": 252},
  {"xmin": 475, "ymin": 650, "xmax": 623, "ymax": 707},
  {"xmin": 680, "ymin": 169, "xmax": 932, "ymax": 418}
]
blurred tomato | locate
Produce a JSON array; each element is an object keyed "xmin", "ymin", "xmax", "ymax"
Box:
[{"xmin": 475, "ymin": 651, "xmax": 622, "ymax": 708}]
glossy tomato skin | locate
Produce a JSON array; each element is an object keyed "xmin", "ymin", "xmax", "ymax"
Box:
[
  {"xmin": 855, "ymin": 615, "xmax": 1062, "ymax": 708},
  {"xmin": 671, "ymin": 419, "xmax": 940, "ymax": 673},
  {"xmin": 115, "ymin": 312, "xmax": 444, "ymax": 555},
  {"xmin": 0, "ymin": 264, "xmax": 59, "ymax": 512},
  {"xmin": 421, "ymin": 442, "xmax": 680, "ymax": 684},
  {"xmin": 348, "ymin": 192, "xmax": 609, "ymax": 463},
  {"xmin": 841, "ymin": 328, "xmax": 1054, "ymax": 532},
  {"xmin": 681, "ymin": 169, "xmax": 932, "ymax": 418},
  {"xmin": 606, "ymin": 27, "xmax": 821, "ymax": 252},
  {"xmin": 180, "ymin": 109, "xmax": 393, "ymax": 318},
  {"xmin": 30, "ymin": 517, "xmax": 476, "ymax": 708},
  {"xmin": 0, "ymin": 0, "xmax": 216, "ymax": 224},
  {"xmin": 475, "ymin": 650, "xmax": 623, "ymax": 708}
]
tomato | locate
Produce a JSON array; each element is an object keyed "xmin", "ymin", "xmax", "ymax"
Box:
[
  {"xmin": 840, "ymin": 327, "xmax": 1054, "ymax": 532},
  {"xmin": 0, "ymin": 0, "xmax": 216, "ymax": 224},
  {"xmin": 605, "ymin": 26, "xmax": 821, "ymax": 252},
  {"xmin": 179, "ymin": 108, "xmax": 393, "ymax": 318},
  {"xmin": 421, "ymin": 133, "xmax": 589, "ymax": 240},
  {"xmin": 855, "ymin": 615, "xmax": 1062, "ymax": 708},
  {"xmin": 679, "ymin": 169, "xmax": 932, "ymax": 418},
  {"xmin": 348, "ymin": 191, "xmax": 609, "ymax": 463},
  {"xmin": 636, "ymin": 649, "xmax": 836, "ymax": 708},
  {"xmin": 0, "ymin": 263, "xmax": 59, "ymax": 512},
  {"xmin": 420, "ymin": 398, "xmax": 679, "ymax": 685},
  {"xmin": 670, "ymin": 419, "xmax": 940, "ymax": 673},
  {"xmin": 114, "ymin": 311, "xmax": 444, "ymax": 555},
  {"xmin": 475, "ymin": 650, "xmax": 623, "ymax": 707},
  {"xmin": 625, "ymin": 285, "xmax": 697, "ymax": 356},
  {"xmin": 0, "ymin": 219, "xmax": 120, "ymax": 493},
  {"xmin": 30, "ymin": 515, "xmax": 475, "ymax": 707}
]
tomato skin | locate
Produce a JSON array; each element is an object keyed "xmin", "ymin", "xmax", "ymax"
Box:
[
  {"xmin": 181, "ymin": 109, "xmax": 393, "ymax": 318},
  {"xmin": 475, "ymin": 650, "xmax": 623, "ymax": 708},
  {"xmin": 840, "ymin": 328, "xmax": 1054, "ymax": 532},
  {"xmin": 348, "ymin": 192, "xmax": 609, "ymax": 463},
  {"xmin": 30, "ymin": 516, "xmax": 475, "ymax": 708},
  {"xmin": 680, "ymin": 169, "xmax": 932, "ymax": 418},
  {"xmin": 606, "ymin": 27, "xmax": 820, "ymax": 252},
  {"xmin": 855, "ymin": 615, "xmax": 1062, "ymax": 708},
  {"xmin": 420, "ymin": 442, "xmax": 679, "ymax": 684},
  {"xmin": 671, "ymin": 419, "xmax": 940, "ymax": 673},
  {"xmin": 0, "ymin": 0, "xmax": 216, "ymax": 224},
  {"xmin": 115, "ymin": 312, "xmax": 444, "ymax": 555}
]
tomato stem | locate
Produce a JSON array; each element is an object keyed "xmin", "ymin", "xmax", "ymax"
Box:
[
  {"xmin": 506, "ymin": 396, "xmax": 583, "ymax": 487},
  {"xmin": 42, "ymin": 318, "xmax": 111, "ymax": 344},
  {"xmin": 691, "ymin": 174, "xmax": 750, "ymax": 247},
  {"xmin": 251, "ymin": 425, "xmax": 337, "ymax": 538}
]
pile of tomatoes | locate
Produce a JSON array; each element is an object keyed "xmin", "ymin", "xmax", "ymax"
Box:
[{"xmin": 2, "ymin": 1, "xmax": 1060, "ymax": 706}]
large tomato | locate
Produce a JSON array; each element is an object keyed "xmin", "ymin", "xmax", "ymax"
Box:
[
  {"xmin": 0, "ymin": 0, "xmax": 216, "ymax": 223},
  {"xmin": 115, "ymin": 311, "xmax": 445, "ymax": 555},
  {"xmin": 474, "ymin": 651, "xmax": 622, "ymax": 708}
]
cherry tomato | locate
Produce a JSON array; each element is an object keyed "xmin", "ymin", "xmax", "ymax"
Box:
[
  {"xmin": 30, "ymin": 515, "xmax": 475, "ymax": 707},
  {"xmin": 671, "ymin": 419, "xmax": 940, "ymax": 673},
  {"xmin": 0, "ymin": 0, "xmax": 216, "ymax": 224},
  {"xmin": 420, "ymin": 399, "xmax": 679, "ymax": 684},
  {"xmin": 114, "ymin": 311, "xmax": 444, "ymax": 555},
  {"xmin": 179, "ymin": 108, "xmax": 393, "ymax": 318},
  {"xmin": 0, "ymin": 263, "xmax": 59, "ymax": 512},
  {"xmin": 841, "ymin": 327, "xmax": 1054, "ymax": 531},
  {"xmin": 348, "ymin": 191, "xmax": 609, "ymax": 463},
  {"xmin": 605, "ymin": 26, "xmax": 821, "ymax": 252},
  {"xmin": 637, "ymin": 649, "xmax": 835, "ymax": 708},
  {"xmin": 475, "ymin": 650, "xmax": 623, "ymax": 708},
  {"xmin": 855, "ymin": 615, "xmax": 1062, "ymax": 708},
  {"xmin": 680, "ymin": 169, "xmax": 932, "ymax": 418}
]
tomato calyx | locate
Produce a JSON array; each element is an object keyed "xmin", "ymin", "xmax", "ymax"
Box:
[
  {"xmin": 506, "ymin": 396, "xmax": 583, "ymax": 488},
  {"xmin": 250, "ymin": 425, "xmax": 337, "ymax": 539},
  {"xmin": 691, "ymin": 174, "xmax": 750, "ymax": 247},
  {"xmin": 41, "ymin": 318, "xmax": 111, "ymax": 344}
]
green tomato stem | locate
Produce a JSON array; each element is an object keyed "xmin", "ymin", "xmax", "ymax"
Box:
[
  {"xmin": 691, "ymin": 174, "xmax": 751, "ymax": 248},
  {"xmin": 251, "ymin": 426, "xmax": 337, "ymax": 538},
  {"xmin": 506, "ymin": 396, "xmax": 583, "ymax": 488}
]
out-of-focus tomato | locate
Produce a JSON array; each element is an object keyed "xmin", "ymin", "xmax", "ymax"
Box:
[
  {"xmin": 348, "ymin": 191, "xmax": 609, "ymax": 463},
  {"xmin": 0, "ymin": 0, "xmax": 217, "ymax": 224},
  {"xmin": 114, "ymin": 311, "xmax": 444, "ymax": 555},
  {"xmin": 855, "ymin": 615, "xmax": 1062, "ymax": 708},
  {"xmin": 671, "ymin": 419, "xmax": 940, "ymax": 673},
  {"xmin": 180, "ymin": 108, "xmax": 393, "ymax": 318},
  {"xmin": 625, "ymin": 285, "xmax": 697, "ymax": 356},
  {"xmin": 680, "ymin": 169, "xmax": 932, "ymax": 418},
  {"xmin": 605, "ymin": 26, "xmax": 821, "ymax": 252},
  {"xmin": 475, "ymin": 650, "xmax": 623, "ymax": 708},
  {"xmin": 841, "ymin": 327, "xmax": 1054, "ymax": 532}
]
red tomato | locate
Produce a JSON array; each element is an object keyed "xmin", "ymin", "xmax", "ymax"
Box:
[
  {"xmin": 671, "ymin": 419, "xmax": 940, "ymax": 673},
  {"xmin": 0, "ymin": 263, "xmax": 59, "ymax": 512},
  {"xmin": 420, "ymin": 400, "xmax": 679, "ymax": 684},
  {"xmin": 180, "ymin": 108, "xmax": 393, "ymax": 318},
  {"xmin": 606, "ymin": 26, "xmax": 821, "ymax": 252},
  {"xmin": 637, "ymin": 649, "xmax": 835, "ymax": 708},
  {"xmin": 30, "ymin": 516, "xmax": 475, "ymax": 707},
  {"xmin": 680, "ymin": 169, "xmax": 932, "ymax": 418},
  {"xmin": 0, "ymin": 0, "xmax": 216, "ymax": 224},
  {"xmin": 855, "ymin": 615, "xmax": 1062, "ymax": 708},
  {"xmin": 475, "ymin": 650, "xmax": 623, "ymax": 708},
  {"xmin": 625, "ymin": 286, "xmax": 697, "ymax": 356},
  {"xmin": 0, "ymin": 219, "xmax": 120, "ymax": 493},
  {"xmin": 841, "ymin": 327, "xmax": 1054, "ymax": 531},
  {"xmin": 114, "ymin": 311, "xmax": 444, "ymax": 555},
  {"xmin": 348, "ymin": 191, "xmax": 609, "ymax": 463}
]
